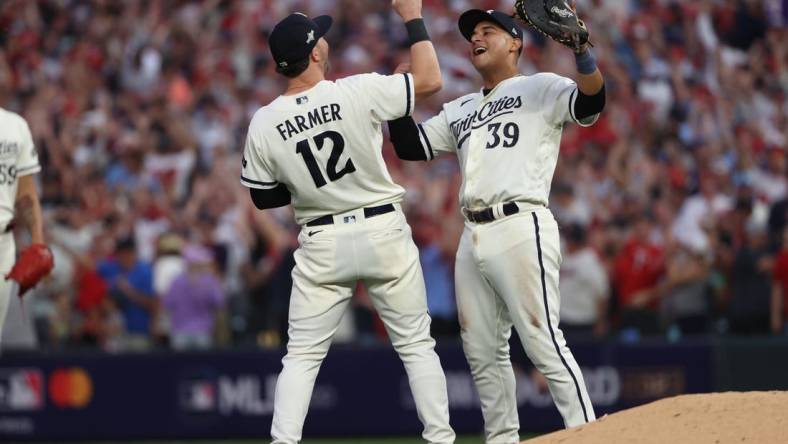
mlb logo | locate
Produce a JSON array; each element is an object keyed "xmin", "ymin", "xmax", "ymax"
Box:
[
  {"xmin": 179, "ymin": 380, "xmax": 216, "ymax": 413},
  {"xmin": 0, "ymin": 368, "xmax": 44, "ymax": 411},
  {"xmin": 296, "ymin": 96, "xmax": 309, "ymax": 105}
]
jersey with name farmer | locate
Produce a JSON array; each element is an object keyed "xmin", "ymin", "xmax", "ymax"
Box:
[
  {"xmin": 417, "ymin": 73, "xmax": 598, "ymax": 210},
  {"xmin": 241, "ymin": 73, "xmax": 415, "ymax": 225},
  {"xmin": 0, "ymin": 108, "xmax": 41, "ymax": 229}
]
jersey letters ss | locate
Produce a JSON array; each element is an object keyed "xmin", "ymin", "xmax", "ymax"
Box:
[
  {"xmin": 0, "ymin": 108, "xmax": 41, "ymax": 229},
  {"xmin": 417, "ymin": 73, "xmax": 598, "ymax": 209},
  {"xmin": 241, "ymin": 73, "xmax": 415, "ymax": 224}
]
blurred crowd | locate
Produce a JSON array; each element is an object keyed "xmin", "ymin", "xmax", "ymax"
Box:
[{"xmin": 0, "ymin": 0, "xmax": 786, "ymax": 352}]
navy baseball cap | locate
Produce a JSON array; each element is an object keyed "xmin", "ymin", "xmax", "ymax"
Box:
[
  {"xmin": 269, "ymin": 13, "xmax": 333, "ymax": 69},
  {"xmin": 458, "ymin": 9, "xmax": 523, "ymax": 42}
]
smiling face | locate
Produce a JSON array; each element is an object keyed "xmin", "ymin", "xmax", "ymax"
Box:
[{"xmin": 469, "ymin": 21, "xmax": 521, "ymax": 73}]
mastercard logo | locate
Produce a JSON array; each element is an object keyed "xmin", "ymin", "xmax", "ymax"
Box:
[{"xmin": 48, "ymin": 367, "xmax": 93, "ymax": 408}]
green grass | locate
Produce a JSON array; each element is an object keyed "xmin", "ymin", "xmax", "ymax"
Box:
[
  {"xmin": 36, "ymin": 436, "xmax": 539, "ymax": 444},
  {"xmin": 307, "ymin": 438, "xmax": 488, "ymax": 444}
]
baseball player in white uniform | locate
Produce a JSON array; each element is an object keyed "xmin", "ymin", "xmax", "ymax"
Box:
[
  {"xmin": 387, "ymin": 9, "xmax": 606, "ymax": 442},
  {"xmin": 0, "ymin": 107, "xmax": 52, "ymax": 342},
  {"xmin": 240, "ymin": 3, "xmax": 454, "ymax": 443}
]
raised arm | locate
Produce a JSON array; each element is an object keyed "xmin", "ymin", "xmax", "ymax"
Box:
[
  {"xmin": 574, "ymin": 46, "xmax": 604, "ymax": 96},
  {"xmin": 392, "ymin": 0, "xmax": 442, "ymax": 100}
]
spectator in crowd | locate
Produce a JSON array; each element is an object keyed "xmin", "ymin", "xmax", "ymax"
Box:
[
  {"xmin": 559, "ymin": 224, "xmax": 610, "ymax": 340},
  {"xmin": 97, "ymin": 237, "xmax": 156, "ymax": 350},
  {"xmin": 771, "ymin": 226, "xmax": 788, "ymax": 335},
  {"xmin": 613, "ymin": 212, "xmax": 666, "ymax": 339},
  {"xmin": 412, "ymin": 211, "xmax": 461, "ymax": 338},
  {"xmin": 151, "ymin": 232, "xmax": 186, "ymax": 345},
  {"xmin": 729, "ymin": 221, "xmax": 773, "ymax": 335},
  {"xmin": 552, "ymin": 183, "xmax": 593, "ymax": 227},
  {"xmin": 659, "ymin": 239, "xmax": 713, "ymax": 337},
  {"xmin": 672, "ymin": 172, "xmax": 732, "ymax": 256},
  {"xmin": 240, "ymin": 205, "xmax": 295, "ymax": 347},
  {"xmin": 163, "ymin": 244, "xmax": 226, "ymax": 350}
]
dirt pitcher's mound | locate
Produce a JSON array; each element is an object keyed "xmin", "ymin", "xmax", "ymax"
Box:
[{"xmin": 523, "ymin": 391, "xmax": 788, "ymax": 444}]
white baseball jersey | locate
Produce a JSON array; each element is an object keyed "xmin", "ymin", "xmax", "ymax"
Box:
[
  {"xmin": 425, "ymin": 73, "xmax": 600, "ymax": 437},
  {"xmin": 0, "ymin": 108, "xmax": 40, "ymax": 230},
  {"xmin": 241, "ymin": 73, "xmax": 415, "ymax": 224},
  {"xmin": 243, "ymin": 74, "xmax": 455, "ymax": 443},
  {"xmin": 1, "ymin": 108, "xmax": 40, "ymax": 346},
  {"xmin": 417, "ymin": 73, "xmax": 598, "ymax": 209}
]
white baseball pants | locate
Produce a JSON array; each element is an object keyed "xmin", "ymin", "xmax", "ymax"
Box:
[
  {"xmin": 455, "ymin": 205, "xmax": 594, "ymax": 443},
  {"xmin": 0, "ymin": 232, "xmax": 15, "ymax": 341},
  {"xmin": 271, "ymin": 206, "xmax": 455, "ymax": 444}
]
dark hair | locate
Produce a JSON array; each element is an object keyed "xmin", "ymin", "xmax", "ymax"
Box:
[
  {"xmin": 566, "ymin": 223, "xmax": 586, "ymax": 244},
  {"xmin": 116, "ymin": 236, "xmax": 136, "ymax": 252},
  {"xmin": 275, "ymin": 57, "xmax": 310, "ymax": 78}
]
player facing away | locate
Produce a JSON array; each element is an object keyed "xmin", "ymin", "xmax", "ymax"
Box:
[
  {"xmin": 0, "ymin": 107, "xmax": 54, "ymax": 343},
  {"xmin": 387, "ymin": 9, "xmax": 605, "ymax": 443},
  {"xmin": 239, "ymin": 2, "xmax": 455, "ymax": 444}
]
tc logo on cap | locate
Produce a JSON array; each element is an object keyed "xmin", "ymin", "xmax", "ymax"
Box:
[{"xmin": 306, "ymin": 29, "xmax": 315, "ymax": 44}]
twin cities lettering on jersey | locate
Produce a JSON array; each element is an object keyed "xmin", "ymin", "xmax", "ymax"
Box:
[
  {"xmin": 276, "ymin": 103, "xmax": 343, "ymax": 142},
  {"xmin": 450, "ymin": 95, "xmax": 523, "ymax": 147},
  {"xmin": 0, "ymin": 141, "xmax": 20, "ymax": 158}
]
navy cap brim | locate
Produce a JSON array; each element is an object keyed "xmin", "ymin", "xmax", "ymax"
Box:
[
  {"xmin": 313, "ymin": 15, "xmax": 333, "ymax": 39},
  {"xmin": 458, "ymin": 9, "xmax": 521, "ymax": 42}
]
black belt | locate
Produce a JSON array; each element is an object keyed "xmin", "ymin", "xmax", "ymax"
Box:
[
  {"xmin": 462, "ymin": 202, "xmax": 519, "ymax": 224},
  {"xmin": 305, "ymin": 204, "xmax": 396, "ymax": 227}
]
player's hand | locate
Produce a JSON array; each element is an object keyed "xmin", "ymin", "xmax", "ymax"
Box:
[
  {"xmin": 568, "ymin": 0, "xmax": 588, "ymax": 53},
  {"xmin": 392, "ymin": 0, "xmax": 422, "ymax": 21},
  {"xmin": 394, "ymin": 62, "xmax": 411, "ymax": 74}
]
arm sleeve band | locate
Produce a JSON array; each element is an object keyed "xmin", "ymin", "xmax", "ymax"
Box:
[
  {"xmin": 387, "ymin": 116, "xmax": 429, "ymax": 161},
  {"xmin": 574, "ymin": 84, "xmax": 606, "ymax": 120},
  {"xmin": 405, "ymin": 18, "xmax": 430, "ymax": 45},
  {"xmin": 250, "ymin": 185, "xmax": 291, "ymax": 210}
]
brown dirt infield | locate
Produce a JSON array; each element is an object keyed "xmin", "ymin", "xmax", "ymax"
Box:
[{"xmin": 523, "ymin": 391, "xmax": 788, "ymax": 444}]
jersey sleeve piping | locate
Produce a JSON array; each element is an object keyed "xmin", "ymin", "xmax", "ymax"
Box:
[
  {"xmin": 403, "ymin": 73, "xmax": 414, "ymax": 117},
  {"xmin": 417, "ymin": 124, "xmax": 435, "ymax": 161},
  {"xmin": 568, "ymin": 87, "xmax": 600, "ymax": 127},
  {"xmin": 240, "ymin": 175, "xmax": 279, "ymax": 189},
  {"xmin": 16, "ymin": 164, "xmax": 41, "ymax": 176}
]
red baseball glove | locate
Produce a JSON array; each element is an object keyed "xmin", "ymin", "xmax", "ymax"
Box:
[{"xmin": 5, "ymin": 244, "xmax": 55, "ymax": 296}]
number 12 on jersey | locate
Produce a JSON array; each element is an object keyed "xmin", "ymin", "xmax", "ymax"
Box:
[{"xmin": 295, "ymin": 130, "xmax": 356, "ymax": 188}]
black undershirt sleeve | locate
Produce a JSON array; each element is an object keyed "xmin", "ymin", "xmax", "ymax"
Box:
[
  {"xmin": 574, "ymin": 84, "xmax": 606, "ymax": 121},
  {"xmin": 387, "ymin": 117, "xmax": 429, "ymax": 161},
  {"xmin": 249, "ymin": 184, "xmax": 291, "ymax": 210}
]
